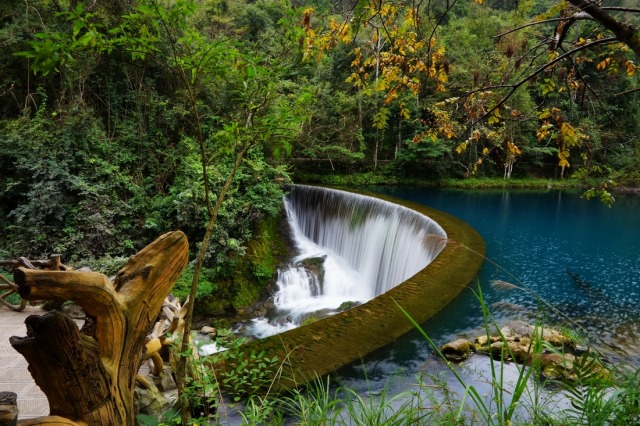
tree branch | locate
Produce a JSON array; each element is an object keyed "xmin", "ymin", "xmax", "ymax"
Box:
[
  {"xmin": 568, "ymin": 0, "xmax": 640, "ymax": 57},
  {"xmin": 461, "ymin": 37, "xmax": 617, "ymax": 130},
  {"xmin": 495, "ymin": 17, "xmax": 586, "ymax": 40}
]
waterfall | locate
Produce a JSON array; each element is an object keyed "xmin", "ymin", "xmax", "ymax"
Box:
[{"xmin": 248, "ymin": 186, "xmax": 447, "ymax": 338}]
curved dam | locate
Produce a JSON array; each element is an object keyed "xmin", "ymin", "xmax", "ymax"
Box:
[
  {"xmin": 238, "ymin": 186, "xmax": 485, "ymax": 386},
  {"xmin": 249, "ymin": 185, "xmax": 448, "ymax": 337}
]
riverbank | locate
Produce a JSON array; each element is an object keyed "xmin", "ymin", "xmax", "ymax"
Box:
[{"xmin": 294, "ymin": 172, "xmax": 631, "ymax": 191}]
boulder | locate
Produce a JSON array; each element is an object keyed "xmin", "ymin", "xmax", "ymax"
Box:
[
  {"xmin": 134, "ymin": 383, "xmax": 172, "ymax": 417},
  {"xmin": 295, "ymin": 255, "xmax": 327, "ymax": 290},
  {"xmin": 444, "ymin": 320, "xmax": 609, "ymax": 383},
  {"xmin": 441, "ymin": 339, "xmax": 475, "ymax": 362}
]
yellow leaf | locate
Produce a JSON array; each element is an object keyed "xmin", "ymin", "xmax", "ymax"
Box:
[
  {"xmin": 507, "ymin": 141, "xmax": 522, "ymax": 155},
  {"xmin": 626, "ymin": 60, "xmax": 636, "ymax": 76},
  {"xmin": 455, "ymin": 141, "xmax": 468, "ymax": 154},
  {"xmin": 482, "ymin": 147, "xmax": 489, "ymax": 155},
  {"xmin": 537, "ymin": 108, "xmax": 550, "ymax": 119}
]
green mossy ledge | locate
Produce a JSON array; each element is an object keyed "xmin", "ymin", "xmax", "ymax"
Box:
[{"xmin": 234, "ymin": 189, "xmax": 485, "ymax": 387}]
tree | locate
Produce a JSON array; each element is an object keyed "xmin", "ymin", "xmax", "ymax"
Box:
[
  {"xmin": 302, "ymin": 1, "xmax": 453, "ymax": 168},
  {"xmin": 14, "ymin": 1, "xmax": 311, "ymax": 423},
  {"xmin": 299, "ymin": 0, "xmax": 639, "ymax": 185}
]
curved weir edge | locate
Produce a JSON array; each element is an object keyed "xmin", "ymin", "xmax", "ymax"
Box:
[{"xmin": 233, "ymin": 188, "xmax": 485, "ymax": 387}]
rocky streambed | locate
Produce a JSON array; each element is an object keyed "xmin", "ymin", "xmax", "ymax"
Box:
[{"xmin": 441, "ymin": 320, "xmax": 609, "ymax": 382}]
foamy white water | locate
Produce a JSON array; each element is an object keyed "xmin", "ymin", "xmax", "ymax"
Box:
[{"xmin": 247, "ymin": 186, "xmax": 446, "ymax": 338}]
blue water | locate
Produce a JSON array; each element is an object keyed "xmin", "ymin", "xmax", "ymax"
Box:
[{"xmin": 336, "ymin": 188, "xmax": 640, "ymax": 393}]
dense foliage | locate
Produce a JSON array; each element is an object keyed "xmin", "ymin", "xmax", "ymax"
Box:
[{"xmin": 1, "ymin": 0, "xmax": 639, "ymax": 281}]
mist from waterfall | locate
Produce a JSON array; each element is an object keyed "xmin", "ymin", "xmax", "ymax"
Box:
[{"xmin": 248, "ymin": 186, "xmax": 447, "ymax": 338}]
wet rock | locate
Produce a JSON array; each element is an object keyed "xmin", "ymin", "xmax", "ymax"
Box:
[
  {"xmin": 533, "ymin": 352, "xmax": 608, "ymax": 382},
  {"xmin": 473, "ymin": 321, "xmax": 575, "ymax": 363},
  {"xmin": 441, "ymin": 339, "xmax": 475, "ymax": 362},
  {"xmin": 295, "ymin": 255, "xmax": 327, "ymax": 288},
  {"xmin": 445, "ymin": 319, "xmax": 609, "ymax": 383},
  {"xmin": 247, "ymin": 297, "xmax": 276, "ymax": 318},
  {"xmin": 134, "ymin": 383, "xmax": 172, "ymax": 417},
  {"xmin": 475, "ymin": 335, "xmax": 500, "ymax": 347},
  {"xmin": 499, "ymin": 320, "xmax": 573, "ymax": 349},
  {"xmin": 337, "ymin": 301, "xmax": 361, "ymax": 312}
]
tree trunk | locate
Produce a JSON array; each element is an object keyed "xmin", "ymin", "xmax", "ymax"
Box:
[
  {"xmin": 568, "ymin": 0, "xmax": 640, "ymax": 58},
  {"xmin": 9, "ymin": 231, "xmax": 189, "ymax": 425}
]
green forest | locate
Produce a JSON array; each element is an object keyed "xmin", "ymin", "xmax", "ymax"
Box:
[
  {"xmin": 1, "ymin": 0, "xmax": 639, "ymax": 306},
  {"xmin": 2, "ymin": 1, "xmax": 640, "ymax": 424}
]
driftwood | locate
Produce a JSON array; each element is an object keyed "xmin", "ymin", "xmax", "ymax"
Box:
[
  {"xmin": 9, "ymin": 231, "xmax": 189, "ymax": 425},
  {"xmin": 137, "ymin": 295, "xmax": 185, "ymax": 384},
  {"xmin": 0, "ymin": 256, "xmax": 70, "ymax": 311},
  {"xmin": 137, "ymin": 295, "xmax": 205, "ymax": 395},
  {"xmin": 0, "ymin": 391, "xmax": 18, "ymax": 426}
]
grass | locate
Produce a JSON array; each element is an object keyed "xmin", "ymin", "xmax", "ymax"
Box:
[
  {"xmin": 295, "ymin": 171, "xmax": 593, "ymax": 191},
  {"xmin": 140, "ymin": 279, "xmax": 640, "ymax": 426}
]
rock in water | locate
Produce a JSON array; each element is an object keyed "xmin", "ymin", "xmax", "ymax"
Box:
[{"xmin": 441, "ymin": 339, "xmax": 475, "ymax": 362}]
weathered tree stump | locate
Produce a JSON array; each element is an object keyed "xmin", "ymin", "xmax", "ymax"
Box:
[
  {"xmin": 9, "ymin": 231, "xmax": 189, "ymax": 425},
  {"xmin": 0, "ymin": 392, "xmax": 18, "ymax": 426}
]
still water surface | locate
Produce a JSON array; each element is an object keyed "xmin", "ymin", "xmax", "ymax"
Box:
[{"xmin": 337, "ymin": 188, "xmax": 640, "ymax": 396}]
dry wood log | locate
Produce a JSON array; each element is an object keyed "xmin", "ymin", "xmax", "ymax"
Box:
[
  {"xmin": 10, "ymin": 231, "xmax": 189, "ymax": 425},
  {"xmin": 0, "ymin": 391, "xmax": 18, "ymax": 426}
]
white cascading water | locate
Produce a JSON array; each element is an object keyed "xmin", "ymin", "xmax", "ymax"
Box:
[{"xmin": 248, "ymin": 185, "xmax": 447, "ymax": 338}]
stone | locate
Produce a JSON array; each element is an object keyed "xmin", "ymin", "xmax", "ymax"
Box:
[
  {"xmin": 134, "ymin": 384, "xmax": 172, "ymax": 417},
  {"xmin": 510, "ymin": 339, "xmax": 532, "ymax": 363},
  {"xmin": 151, "ymin": 366, "xmax": 177, "ymax": 392},
  {"xmin": 200, "ymin": 326, "xmax": 216, "ymax": 336},
  {"xmin": 441, "ymin": 339, "xmax": 475, "ymax": 362},
  {"xmin": 489, "ymin": 341, "xmax": 505, "ymax": 357},
  {"xmin": 534, "ymin": 353, "xmax": 577, "ymax": 381},
  {"xmin": 541, "ymin": 328, "xmax": 572, "ymax": 348},
  {"xmin": 295, "ymin": 255, "xmax": 327, "ymax": 290},
  {"xmin": 500, "ymin": 320, "xmax": 533, "ymax": 337},
  {"xmin": 62, "ymin": 302, "xmax": 86, "ymax": 319},
  {"xmin": 475, "ymin": 335, "xmax": 489, "ymax": 346}
]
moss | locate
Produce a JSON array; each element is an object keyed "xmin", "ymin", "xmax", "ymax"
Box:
[
  {"xmin": 195, "ymin": 209, "xmax": 292, "ymax": 316},
  {"xmin": 295, "ymin": 172, "xmax": 588, "ymax": 190},
  {"xmin": 231, "ymin": 210, "xmax": 290, "ymax": 310},
  {"xmin": 337, "ymin": 301, "xmax": 360, "ymax": 311},
  {"xmin": 300, "ymin": 316, "xmax": 318, "ymax": 326},
  {"xmin": 229, "ymin": 188, "xmax": 486, "ymax": 389}
]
